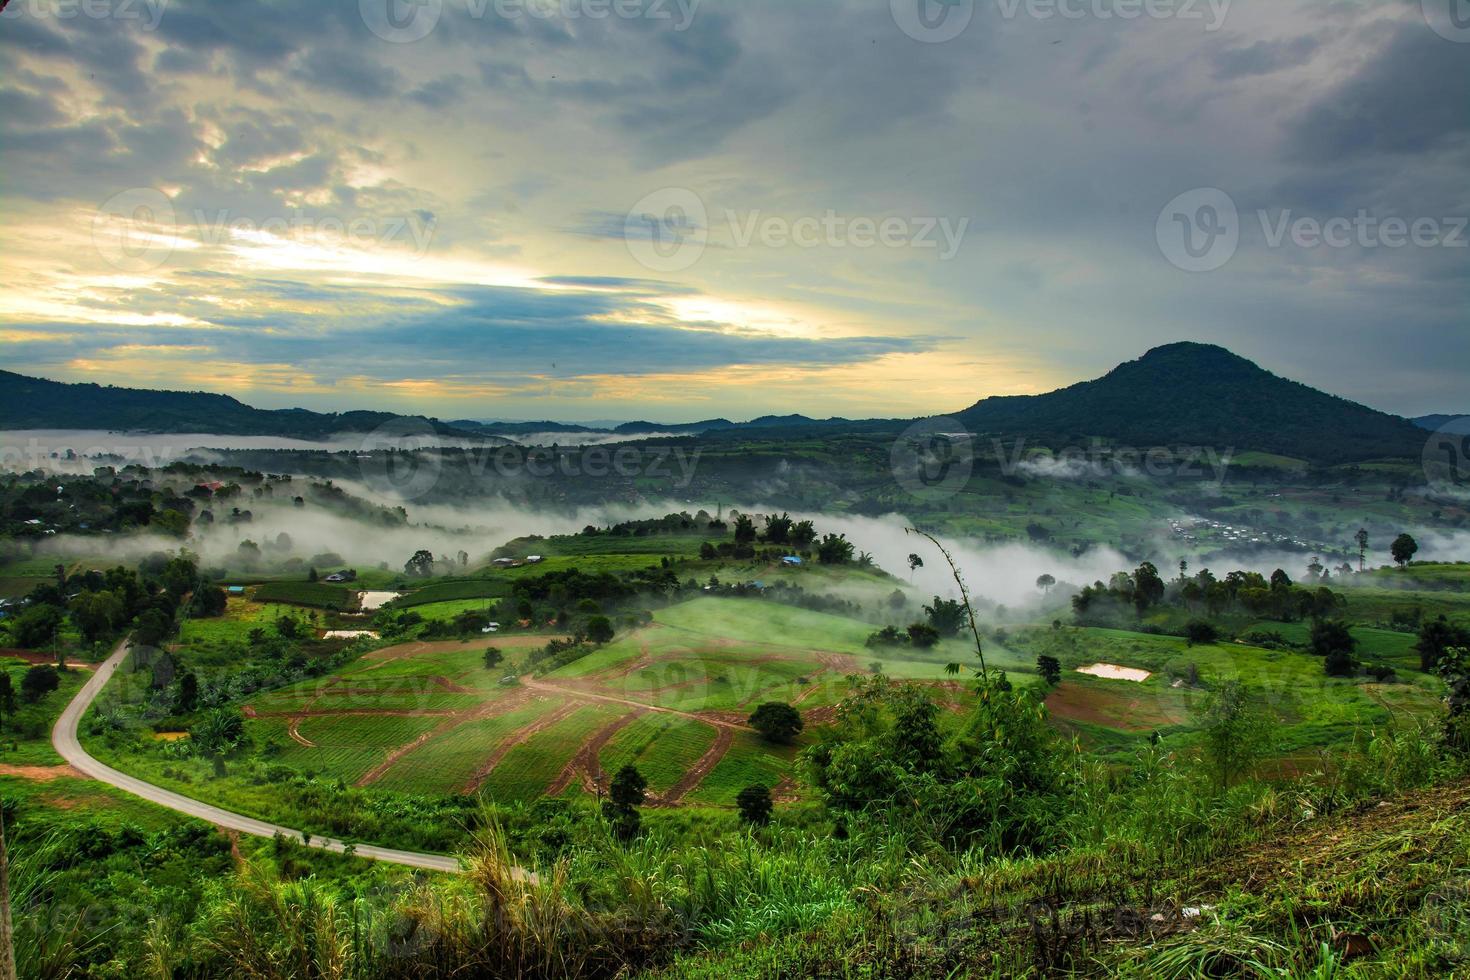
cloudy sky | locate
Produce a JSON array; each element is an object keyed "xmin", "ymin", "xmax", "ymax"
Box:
[{"xmin": 0, "ymin": 0, "xmax": 1465, "ymax": 422}]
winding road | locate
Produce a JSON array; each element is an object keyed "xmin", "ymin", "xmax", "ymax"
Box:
[{"xmin": 51, "ymin": 640, "xmax": 462, "ymax": 874}]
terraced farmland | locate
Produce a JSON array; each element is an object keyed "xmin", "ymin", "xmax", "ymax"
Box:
[{"xmin": 235, "ymin": 597, "xmax": 987, "ymax": 806}]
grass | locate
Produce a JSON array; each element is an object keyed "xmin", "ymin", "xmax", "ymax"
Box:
[
  {"xmin": 251, "ymin": 581, "xmax": 357, "ymax": 610},
  {"xmin": 599, "ymin": 714, "xmax": 719, "ymax": 793},
  {"xmin": 391, "ymin": 578, "xmax": 508, "ymax": 607},
  {"xmin": 0, "ymin": 660, "xmax": 87, "ymax": 766}
]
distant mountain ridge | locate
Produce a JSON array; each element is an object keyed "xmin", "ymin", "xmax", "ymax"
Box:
[
  {"xmin": 955, "ymin": 342, "xmax": 1426, "ymax": 462},
  {"xmin": 0, "ymin": 344, "xmax": 1431, "ymax": 461},
  {"xmin": 1412, "ymin": 414, "xmax": 1469, "ymax": 431},
  {"xmin": 0, "ymin": 370, "xmax": 478, "ymax": 440}
]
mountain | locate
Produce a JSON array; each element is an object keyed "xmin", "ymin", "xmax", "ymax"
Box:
[
  {"xmin": 1413, "ymin": 414, "xmax": 1469, "ymax": 432},
  {"xmin": 0, "ymin": 371, "xmax": 479, "ymax": 440},
  {"xmin": 613, "ymin": 419, "xmax": 737, "ymax": 435},
  {"xmin": 0, "ymin": 344, "xmax": 1430, "ymax": 461},
  {"xmin": 955, "ymin": 342, "xmax": 1426, "ymax": 463}
]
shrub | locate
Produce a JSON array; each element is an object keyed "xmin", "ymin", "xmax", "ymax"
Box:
[
  {"xmin": 1184, "ymin": 620, "xmax": 1220, "ymax": 646},
  {"xmin": 735, "ymin": 784, "xmax": 773, "ymax": 826}
]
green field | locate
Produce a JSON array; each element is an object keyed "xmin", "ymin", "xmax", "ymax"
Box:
[{"xmin": 251, "ymin": 581, "xmax": 357, "ymax": 610}]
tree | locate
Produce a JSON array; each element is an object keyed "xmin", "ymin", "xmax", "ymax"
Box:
[
  {"xmin": 1390, "ymin": 533, "xmax": 1418, "ymax": 567},
  {"xmin": 1184, "ymin": 620, "xmax": 1220, "ymax": 646},
  {"xmin": 790, "ymin": 520, "xmax": 817, "ymax": 549},
  {"xmin": 1439, "ymin": 646, "xmax": 1470, "ymax": 756},
  {"xmin": 1132, "ymin": 562, "xmax": 1165, "ymax": 614},
  {"xmin": 1036, "ymin": 654, "xmax": 1062, "ymax": 686},
  {"xmin": 69, "ymin": 590, "xmax": 124, "ymax": 644},
  {"xmin": 923, "ymin": 597, "xmax": 966, "ymax": 636},
  {"xmin": 907, "ymin": 553, "xmax": 924, "ymax": 580},
  {"xmin": 906, "ymin": 623, "xmax": 940, "ymax": 648},
  {"xmin": 483, "ymin": 647, "xmax": 504, "ymax": 671},
  {"xmin": 816, "ymin": 533, "xmax": 854, "ymax": 565},
  {"xmin": 20, "ymin": 665, "xmax": 59, "ymax": 703},
  {"xmin": 732, "ymin": 514, "xmax": 757, "ymax": 544},
  {"xmin": 1310, "ymin": 618, "xmax": 1357, "ymax": 676},
  {"xmin": 405, "ymin": 549, "xmax": 436, "ymax": 577},
  {"xmin": 763, "ymin": 513, "xmax": 793, "ymax": 544},
  {"xmin": 192, "ymin": 585, "xmax": 227, "ymax": 618},
  {"xmin": 1355, "ymin": 527, "xmax": 1369, "ymax": 572},
  {"xmin": 307, "ymin": 567, "xmax": 318, "ymax": 583},
  {"xmin": 10, "ymin": 604, "xmax": 63, "ymax": 649},
  {"xmin": 735, "ymin": 784, "xmax": 773, "ymax": 826},
  {"xmin": 236, "ymin": 539, "xmax": 261, "ymax": 568},
  {"xmin": 0, "ymin": 674, "xmax": 14, "ymax": 730},
  {"xmin": 1035, "ymin": 573, "xmax": 1055, "ymax": 596},
  {"xmin": 132, "ymin": 608, "xmax": 173, "ymax": 648},
  {"xmin": 175, "ymin": 671, "xmax": 199, "ymax": 714},
  {"xmin": 603, "ymin": 764, "xmax": 647, "ymax": 841},
  {"xmin": 586, "ymin": 616, "xmax": 614, "ymax": 645},
  {"xmin": 191, "ymin": 707, "xmax": 245, "ymax": 776},
  {"xmin": 1416, "ymin": 615, "xmax": 1470, "ymax": 673},
  {"xmin": 748, "ymin": 701, "xmax": 804, "ymax": 744},
  {"xmin": 457, "ymin": 550, "xmax": 469, "ymax": 568},
  {"xmin": 1199, "ymin": 681, "xmax": 1272, "ymax": 789}
]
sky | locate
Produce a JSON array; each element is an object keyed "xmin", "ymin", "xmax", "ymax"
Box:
[{"xmin": 0, "ymin": 0, "xmax": 1465, "ymax": 423}]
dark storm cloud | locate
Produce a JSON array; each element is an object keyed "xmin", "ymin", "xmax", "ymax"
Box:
[{"xmin": 1290, "ymin": 19, "xmax": 1470, "ymax": 162}]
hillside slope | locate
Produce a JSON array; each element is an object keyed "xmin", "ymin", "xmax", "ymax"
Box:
[
  {"xmin": 0, "ymin": 370, "xmax": 474, "ymax": 439},
  {"xmin": 956, "ymin": 342, "xmax": 1426, "ymax": 462}
]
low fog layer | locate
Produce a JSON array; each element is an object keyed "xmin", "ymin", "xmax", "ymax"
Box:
[{"xmin": 0, "ymin": 428, "xmax": 677, "ymax": 473}]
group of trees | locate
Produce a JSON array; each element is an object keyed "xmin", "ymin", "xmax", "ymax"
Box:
[
  {"xmin": 0, "ymin": 663, "xmax": 62, "ymax": 730},
  {"xmin": 866, "ymin": 596, "xmax": 968, "ymax": 652},
  {"xmin": 1073, "ymin": 564, "xmax": 1342, "ymax": 626},
  {"xmin": 4, "ymin": 552, "xmax": 204, "ymax": 664},
  {"xmin": 805, "ymin": 674, "xmax": 1071, "ymax": 851}
]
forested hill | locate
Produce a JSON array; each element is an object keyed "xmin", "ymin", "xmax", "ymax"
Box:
[
  {"xmin": 956, "ymin": 342, "xmax": 1427, "ymax": 463},
  {"xmin": 2, "ymin": 343, "xmax": 1432, "ymax": 461},
  {"xmin": 0, "ymin": 370, "xmax": 474, "ymax": 439}
]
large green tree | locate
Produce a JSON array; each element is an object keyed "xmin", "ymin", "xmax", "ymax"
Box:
[{"xmin": 748, "ymin": 702, "xmax": 803, "ymax": 744}]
